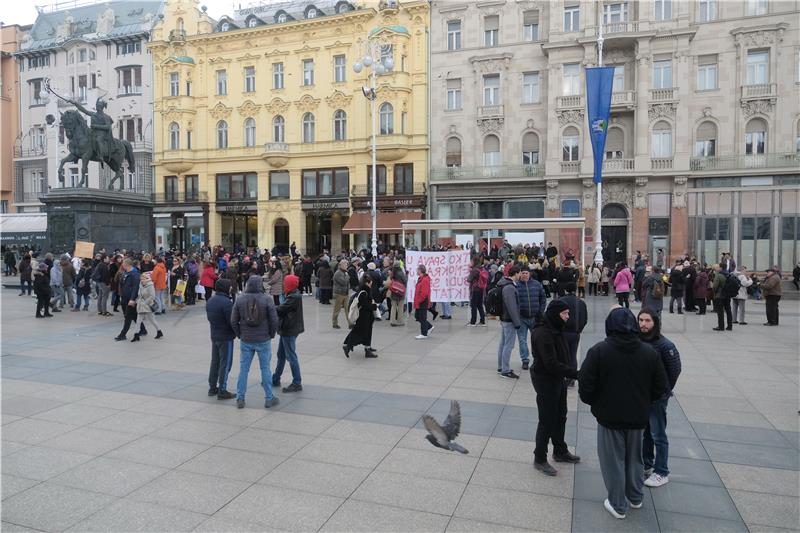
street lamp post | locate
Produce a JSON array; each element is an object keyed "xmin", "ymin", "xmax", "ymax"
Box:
[
  {"xmin": 353, "ymin": 37, "xmax": 393, "ymax": 258},
  {"xmin": 594, "ymin": 24, "xmax": 605, "ymax": 267}
]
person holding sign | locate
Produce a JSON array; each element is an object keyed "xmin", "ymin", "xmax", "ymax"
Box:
[{"xmin": 413, "ymin": 264, "xmax": 434, "ymax": 340}]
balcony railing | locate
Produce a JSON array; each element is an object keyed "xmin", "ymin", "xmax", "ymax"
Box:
[
  {"xmin": 118, "ymin": 86, "xmax": 142, "ymax": 96},
  {"xmin": 602, "ymin": 21, "xmax": 639, "ymax": 33},
  {"xmin": 351, "ymin": 183, "xmax": 427, "ymax": 196},
  {"xmin": 477, "ymin": 105, "xmax": 504, "ymax": 117},
  {"xmin": 690, "ymin": 153, "xmax": 799, "ymax": 171},
  {"xmin": 649, "ymin": 88, "xmax": 677, "ymax": 101},
  {"xmin": 741, "ymin": 83, "xmax": 777, "ymax": 99},
  {"xmin": 169, "ymin": 29, "xmax": 186, "ymax": 41},
  {"xmin": 557, "ymin": 95, "xmax": 583, "ymax": 109},
  {"xmin": 651, "ymin": 158, "xmax": 674, "ymax": 170},
  {"xmin": 13, "ymin": 146, "xmax": 46, "ymax": 158},
  {"xmin": 611, "ymin": 90, "xmax": 636, "ymax": 107},
  {"xmin": 152, "ymin": 191, "xmax": 209, "ymax": 203},
  {"xmin": 430, "ymin": 164, "xmax": 545, "ymax": 181},
  {"xmin": 560, "ymin": 161, "xmax": 581, "ymax": 173},
  {"xmin": 264, "ymin": 142, "xmax": 289, "ymax": 153},
  {"xmin": 603, "ymin": 158, "xmax": 635, "ymax": 172}
]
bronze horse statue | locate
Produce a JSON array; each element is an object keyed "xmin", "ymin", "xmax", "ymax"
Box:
[{"xmin": 57, "ymin": 109, "xmax": 135, "ymax": 190}]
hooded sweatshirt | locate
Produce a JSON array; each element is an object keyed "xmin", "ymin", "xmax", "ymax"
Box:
[
  {"xmin": 578, "ymin": 308, "xmax": 669, "ymax": 429},
  {"xmin": 530, "ymin": 300, "xmax": 578, "ymax": 380},
  {"xmin": 230, "ymin": 275, "xmax": 278, "ymax": 343},
  {"xmin": 639, "ymin": 310, "xmax": 681, "ymax": 398}
]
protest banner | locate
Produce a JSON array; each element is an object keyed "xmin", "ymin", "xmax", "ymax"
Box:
[
  {"xmin": 173, "ymin": 279, "xmax": 187, "ymax": 298},
  {"xmin": 73, "ymin": 241, "xmax": 95, "ymax": 259},
  {"xmin": 405, "ymin": 250, "xmax": 470, "ymax": 303}
]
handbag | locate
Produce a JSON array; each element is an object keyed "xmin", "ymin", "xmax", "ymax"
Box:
[{"xmin": 389, "ymin": 279, "xmax": 406, "ymax": 297}]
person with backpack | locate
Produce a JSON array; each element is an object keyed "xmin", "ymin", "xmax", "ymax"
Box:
[
  {"xmin": 712, "ymin": 264, "xmax": 734, "ymax": 331},
  {"xmin": 343, "ymin": 275, "xmax": 377, "ymax": 358},
  {"xmin": 641, "ymin": 266, "xmax": 665, "ymax": 318},
  {"xmin": 516, "ymin": 267, "xmax": 546, "ymax": 370},
  {"xmin": 466, "ymin": 257, "xmax": 488, "ymax": 326},
  {"xmin": 231, "ymin": 275, "xmax": 280, "ymax": 408},
  {"xmin": 496, "ymin": 265, "xmax": 522, "ymax": 379},
  {"xmin": 205, "ymin": 278, "xmax": 236, "ymax": 400},
  {"xmin": 387, "ymin": 263, "xmax": 407, "ymax": 327},
  {"xmin": 273, "ymin": 274, "xmax": 304, "ymax": 393},
  {"xmin": 413, "ymin": 264, "xmax": 434, "ymax": 340}
]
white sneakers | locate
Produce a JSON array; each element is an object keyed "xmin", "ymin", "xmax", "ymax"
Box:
[
  {"xmin": 415, "ymin": 334, "xmax": 428, "ymax": 340},
  {"xmin": 644, "ymin": 473, "xmax": 669, "ymax": 487},
  {"xmin": 604, "ymin": 499, "xmax": 626, "ymax": 519},
  {"xmin": 428, "ymin": 325, "xmax": 435, "ymax": 335}
]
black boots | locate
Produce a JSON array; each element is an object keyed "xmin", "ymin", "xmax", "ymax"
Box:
[
  {"xmin": 155, "ymin": 330, "xmax": 163, "ymax": 339},
  {"xmin": 131, "ymin": 334, "xmax": 140, "ymax": 342}
]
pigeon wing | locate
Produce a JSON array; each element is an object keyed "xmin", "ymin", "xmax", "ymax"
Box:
[
  {"xmin": 441, "ymin": 400, "xmax": 462, "ymax": 441},
  {"xmin": 422, "ymin": 414, "xmax": 449, "ymax": 445}
]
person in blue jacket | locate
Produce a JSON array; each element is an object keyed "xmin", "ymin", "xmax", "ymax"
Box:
[{"xmin": 205, "ymin": 278, "xmax": 236, "ymax": 400}]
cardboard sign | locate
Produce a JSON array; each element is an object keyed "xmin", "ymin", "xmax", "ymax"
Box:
[
  {"xmin": 405, "ymin": 250, "xmax": 471, "ymax": 303},
  {"xmin": 173, "ymin": 279, "xmax": 187, "ymax": 297},
  {"xmin": 73, "ymin": 241, "xmax": 95, "ymax": 259}
]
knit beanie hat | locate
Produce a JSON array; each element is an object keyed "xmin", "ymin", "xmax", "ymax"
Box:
[{"xmin": 283, "ymin": 274, "xmax": 300, "ymax": 294}]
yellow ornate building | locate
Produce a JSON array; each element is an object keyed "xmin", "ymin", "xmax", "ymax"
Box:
[{"xmin": 149, "ymin": 0, "xmax": 429, "ymax": 253}]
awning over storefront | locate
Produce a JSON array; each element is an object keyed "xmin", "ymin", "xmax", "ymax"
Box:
[
  {"xmin": 0, "ymin": 214, "xmax": 48, "ymax": 246},
  {"xmin": 342, "ymin": 212, "xmax": 423, "ymax": 234}
]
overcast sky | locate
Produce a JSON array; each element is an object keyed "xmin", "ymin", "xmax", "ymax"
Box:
[{"xmin": 1, "ymin": 0, "xmax": 249, "ymax": 28}]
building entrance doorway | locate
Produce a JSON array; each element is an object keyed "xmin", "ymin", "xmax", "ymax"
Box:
[
  {"xmin": 601, "ymin": 204, "xmax": 628, "ymax": 266},
  {"xmin": 274, "ymin": 218, "xmax": 289, "ymax": 254}
]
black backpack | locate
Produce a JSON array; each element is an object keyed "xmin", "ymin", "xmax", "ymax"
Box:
[
  {"xmin": 485, "ymin": 285, "xmax": 504, "ymax": 317},
  {"xmin": 243, "ymin": 297, "xmax": 262, "ymax": 327},
  {"xmin": 722, "ymin": 273, "xmax": 741, "ymax": 299}
]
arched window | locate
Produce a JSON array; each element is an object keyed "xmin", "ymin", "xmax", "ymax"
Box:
[
  {"xmin": 216, "ymin": 120, "xmax": 228, "ymax": 148},
  {"xmin": 307, "ymin": 7, "xmax": 317, "ymax": 18},
  {"xmin": 244, "ymin": 117, "xmax": 256, "ymax": 147},
  {"xmin": 379, "ymin": 102, "xmax": 394, "ymax": 135},
  {"xmin": 248, "ymin": 17, "xmax": 258, "ymax": 28},
  {"xmin": 605, "ymin": 127, "xmax": 624, "ymax": 158},
  {"xmin": 277, "ymin": 12, "xmax": 287, "ymax": 23},
  {"xmin": 522, "ymin": 132, "xmax": 539, "ymax": 165},
  {"xmin": 602, "ymin": 204, "xmax": 627, "ymax": 219},
  {"xmin": 446, "ymin": 136, "xmax": 461, "ymax": 167},
  {"xmin": 483, "ymin": 134, "xmax": 500, "ymax": 166},
  {"xmin": 651, "ymin": 121, "xmax": 672, "ymax": 158},
  {"xmin": 221, "ymin": 22, "xmax": 230, "ymax": 31},
  {"xmin": 169, "ymin": 122, "xmax": 180, "ymax": 150},
  {"xmin": 562, "ymin": 126, "xmax": 579, "ymax": 161},
  {"xmin": 695, "ymin": 121, "xmax": 717, "ymax": 157},
  {"xmin": 272, "ymin": 115, "xmax": 285, "ymax": 143},
  {"xmin": 177, "ymin": 17, "xmax": 184, "ymax": 31},
  {"xmin": 302, "ymin": 112, "xmax": 315, "ymax": 143},
  {"xmin": 745, "ymin": 118, "xmax": 766, "ymax": 155},
  {"xmin": 333, "ymin": 110, "xmax": 347, "ymax": 141}
]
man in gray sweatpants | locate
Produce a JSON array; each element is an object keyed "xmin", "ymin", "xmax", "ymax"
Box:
[{"xmin": 578, "ymin": 307, "xmax": 669, "ymax": 519}]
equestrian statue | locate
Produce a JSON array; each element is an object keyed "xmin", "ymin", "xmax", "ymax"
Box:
[{"xmin": 45, "ymin": 79, "xmax": 135, "ymax": 190}]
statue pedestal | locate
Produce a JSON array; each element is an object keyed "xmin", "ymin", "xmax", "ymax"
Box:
[{"xmin": 40, "ymin": 188, "xmax": 153, "ymax": 254}]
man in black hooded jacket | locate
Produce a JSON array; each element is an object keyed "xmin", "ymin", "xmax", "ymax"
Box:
[
  {"xmin": 530, "ymin": 299, "xmax": 580, "ymax": 476},
  {"xmin": 579, "ymin": 307, "xmax": 669, "ymax": 520}
]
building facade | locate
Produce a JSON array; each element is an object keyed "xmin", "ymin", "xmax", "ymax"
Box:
[
  {"xmin": 430, "ymin": 0, "xmax": 800, "ymax": 269},
  {"xmin": 149, "ymin": 0, "xmax": 429, "ymax": 254},
  {"xmin": 12, "ymin": 1, "xmax": 161, "ymax": 213},
  {"xmin": 2, "ymin": 25, "xmax": 29, "ymax": 214}
]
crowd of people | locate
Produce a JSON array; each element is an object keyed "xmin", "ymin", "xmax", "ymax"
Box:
[{"xmin": 1, "ymin": 239, "xmax": 794, "ymax": 520}]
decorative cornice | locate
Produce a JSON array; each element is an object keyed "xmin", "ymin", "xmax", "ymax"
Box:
[
  {"xmin": 469, "ymin": 53, "xmax": 513, "ymax": 74},
  {"xmin": 208, "ymin": 56, "xmax": 232, "ymax": 64},
  {"xmin": 236, "ymin": 52, "xmax": 261, "ymax": 62},
  {"xmin": 265, "ymin": 97, "xmax": 290, "ymax": 114},
  {"xmin": 238, "ymin": 100, "xmax": 261, "ymax": 118},
  {"xmin": 325, "ymin": 90, "xmax": 353, "ymax": 109},
  {"xmin": 740, "ymin": 98, "xmax": 775, "ymax": 117},
  {"xmin": 293, "ymin": 44, "xmax": 321, "ymax": 55},
  {"xmin": 265, "ymin": 49, "xmax": 290, "ymax": 57},
  {"xmin": 648, "ymin": 103, "xmax": 676, "ymax": 123},
  {"xmin": 476, "ymin": 117, "xmax": 504, "ymax": 134},
  {"xmin": 294, "ymin": 94, "xmax": 321, "ymax": 112},
  {"xmin": 324, "ymin": 40, "xmax": 352, "ymax": 49},
  {"xmin": 731, "ymin": 23, "xmax": 788, "ymax": 48},
  {"xmin": 557, "ymin": 109, "xmax": 584, "ymax": 126},
  {"xmin": 209, "ymin": 102, "xmax": 232, "ymax": 120}
]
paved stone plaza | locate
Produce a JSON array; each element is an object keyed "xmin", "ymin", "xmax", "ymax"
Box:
[{"xmin": 1, "ymin": 290, "xmax": 798, "ymax": 532}]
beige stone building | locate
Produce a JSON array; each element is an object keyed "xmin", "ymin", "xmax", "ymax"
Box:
[{"xmin": 429, "ymin": 0, "xmax": 800, "ymax": 270}]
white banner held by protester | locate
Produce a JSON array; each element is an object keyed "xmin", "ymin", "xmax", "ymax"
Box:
[{"xmin": 405, "ymin": 250, "xmax": 471, "ymax": 303}]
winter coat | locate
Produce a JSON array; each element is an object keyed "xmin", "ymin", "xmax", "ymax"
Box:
[
  {"xmin": 151, "ymin": 263, "xmax": 167, "ymax": 290},
  {"xmin": 560, "ymin": 294, "xmax": 588, "ymax": 334},
  {"xmin": 61, "ymin": 263, "xmax": 76, "ymax": 288},
  {"xmin": 230, "ymin": 276, "xmax": 279, "ymax": 343},
  {"xmin": 206, "ymin": 292, "xmax": 236, "ymax": 342},
  {"xmin": 642, "ymin": 274, "xmax": 665, "ymax": 312},
  {"xmin": 277, "ymin": 289, "xmax": 305, "ymax": 337},
  {"xmin": 530, "ymin": 315, "xmax": 578, "ymax": 380},
  {"xmin": 579, "ymin": 310, "xmax": 670, "ymax": 430},
  {"xmin": 761, "ymin": 273, "xmax": 782, "ymax": 297},
  {"xmin": 317, "ymin": 265, "xmax": 333, "ymax": 290},
  {"xmin": 135, "ymin": 278, "xmax": 156, "ymax": 314},
  {"xmin": 33, "ymin": 271, "xmax": 51, "ymax": 298},
  {"xmin": 734, "ymin": 271, "xmax": 753, "ymax": 300},
  {"xmin": 694, "ymin": 271, "xmax": 709, "ymax": 297},
  {"xmin": 516, "ymin": 279, "xmax": 546, "ymax": 320},
  {"xmin": 76, "ymin": 267, "xmax": 92, "ymax": 295},
  {"xmin": 712, "ymin": 271, "xmax": 727, "ymax": 299},
  {"xmin": 413, "ymin": 274, "xmax": 431, "ymax": 310},
  {"xmin": 93, "ymin": 262, "xmax": 111, "ymax": 285},
  {"xmin": 333, "ymin": 269, "xmax": 350, "ymax": 296},
  {"xmin": 200, "ymin": 265, "xmax": 218, "ymax": 289},
  {"xmin": 667, "ymin": 269, "xmax": 685, "ymax": 296},
  {"xmin": 265, "ymin": 269, "xmax": 284, "ymax": 297},
  {"xmin": 498, "ymin": 277, "xmax": 521, "ymax": 327},
  {"xmin": 587, "ymin": 266, "xmax": 601, "ymax": 284},
  {"xmin": 121, "ymin": 268, "xmax": 141, "ymax": 303},
  {"xmin": 19, "ymin": 258, "xmax": 33, "ymax": 281},
  {"xmin": 344, "ymin": 286, "xmax": 376, "ymax": 347},
  {"xmin": 613, "ymin": 267, "xmax": 633, "ymax": 293}
]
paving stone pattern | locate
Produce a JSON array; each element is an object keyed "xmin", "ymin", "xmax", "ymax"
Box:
[{"xmin": 1, "ymin": 289, "xmax": 798, "ymax": 532}]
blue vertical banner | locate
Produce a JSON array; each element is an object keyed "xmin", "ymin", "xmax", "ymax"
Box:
[{"xmin": 585, "ymin": 67, "xmax": 615, "ymax": 184}]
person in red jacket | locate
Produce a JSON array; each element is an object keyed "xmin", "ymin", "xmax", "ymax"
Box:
[
  {"xmin": 413, "ymin": 264, "xmax": 433, "ymax": 339},
  {"xmin": 200, "ymin": 261, "xmax": 218, "ymax": 301}
]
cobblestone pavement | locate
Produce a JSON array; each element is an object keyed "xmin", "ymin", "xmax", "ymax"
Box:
[{"xmin": 2, "ymin": 288, "xmax": 798, "ymax": 532}]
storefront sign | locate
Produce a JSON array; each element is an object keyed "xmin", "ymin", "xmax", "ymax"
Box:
[
  {"xmin": 301, "ymin": 199, "xmax": 350, "ymax": 211},
  {"xmin": 351, "ymin": 196, "xmax": 426, "ymax": 210},
  {"xmin": 405, "ymin": 250, "xmax": 471, "ymax": 303}
]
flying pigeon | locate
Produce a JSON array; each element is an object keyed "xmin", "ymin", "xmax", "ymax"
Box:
[{"xmin": 422, "ymin": 400, "xmax": 469, "ymax": 454}]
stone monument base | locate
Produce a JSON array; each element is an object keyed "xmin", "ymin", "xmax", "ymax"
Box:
[{"xmin": 40, "ymin": 188, "xmax": 153, "ymax": 254}]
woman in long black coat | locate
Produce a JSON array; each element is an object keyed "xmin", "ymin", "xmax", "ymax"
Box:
[{"xmin": 343, "ymin": 276, "xmax": 377, "ymax": 358}]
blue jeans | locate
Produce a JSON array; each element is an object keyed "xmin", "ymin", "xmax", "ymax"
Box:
[
  {"xmin": 497, "ymin": 321, "xmax": 516, "ymax": 373},
  {"xmin": 274, "ymin": 335, "xmax": 301, "ymax": 385},
  {"xmin": 516, "ymin": 316, "xmax": 536, "ymax": 362},
  {"xmin": 441, "ymin": 301, "xmax": 452, "ymax": 317},
  {"xmin": 643, "ymin": 397, "xmax": 670, "ymax": 476},
  {"xmin": 210, "ymin": 339, "xmax": 233, "ymax": 391},
  {"xmin": 236, "ymin": 341, "xmax": 274, "ymax": 401},
  {"xmin": 75, "ymin": 292, "xmax": 89, "ymax": 309}
]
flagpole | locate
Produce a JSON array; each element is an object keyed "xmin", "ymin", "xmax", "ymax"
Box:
[{"xmin": 593, "ymin": 22, "xmax": 605, "ymax": 267}]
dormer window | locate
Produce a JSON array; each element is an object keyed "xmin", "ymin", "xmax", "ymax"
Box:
[
  {"xmin": 307, "ymin": 8, "xmax": 317, "ymax": 18},
  {"xmin": 221, "ymin": 22, "xmax": 230, "ymax": 31},
  {"xmin": 248, "ymin": 18, "xmax": 258, "ymax": 27},
  {"xmin": 277, "ymin": 12, "xmax": 287, "ymax": 23},
  {"xmin": 337, "ymin": 2, "xmax": 351, "ymax": 13}
]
